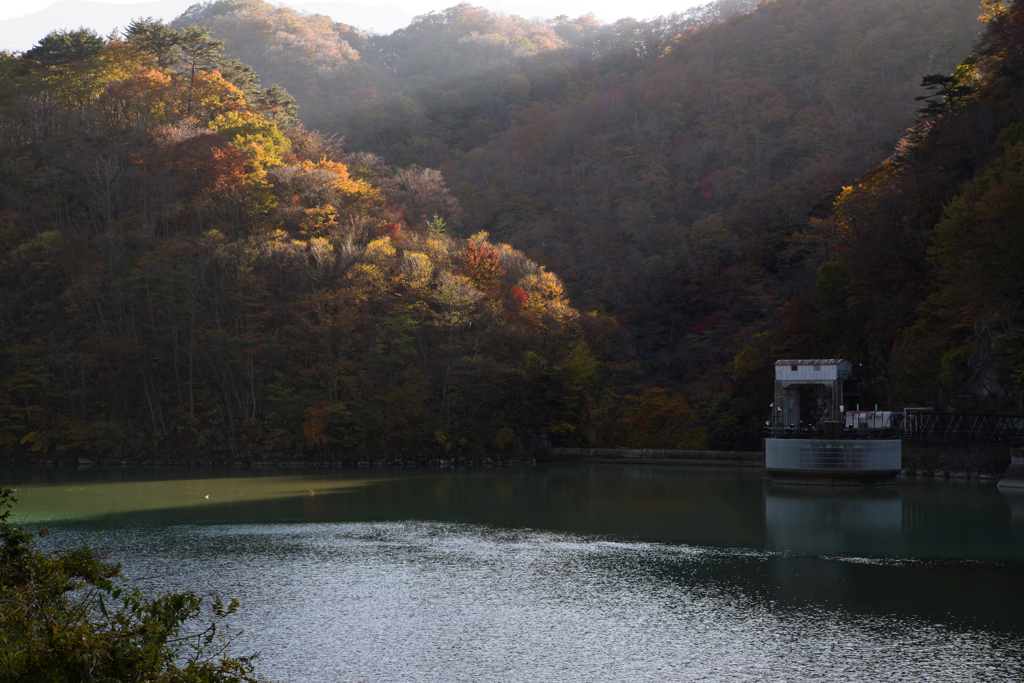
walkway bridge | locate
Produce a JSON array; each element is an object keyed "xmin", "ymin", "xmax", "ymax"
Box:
[{"xmin": 768, "ymin": 413, "xmax": 1024, "ymax": 444}]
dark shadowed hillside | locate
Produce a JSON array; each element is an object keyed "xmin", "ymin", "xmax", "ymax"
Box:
[{"xmin": 795, "ymin": 0, "xmax": 1024, "ymax": 416}]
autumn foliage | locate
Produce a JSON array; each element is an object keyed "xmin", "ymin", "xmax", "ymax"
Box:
[
  {"xmin": 459, "ymin": 240, "xmax": 504, "ymax": 294},
  {"xmin": 169, "ymin": 0, "xmax": 996, "ymax": 446},
  {"xmin": 0, "ymin": 25, "xmax": 706, "ymax": 460},
  {"xmin": 4, "ymin": 0, "xmax": 1016, "ymax": 459}
]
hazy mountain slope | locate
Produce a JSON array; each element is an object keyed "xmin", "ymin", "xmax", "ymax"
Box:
[
  {"xmin": 169, "ymin": 0, "xmax": 757, "ymax": 135},
  {"xmin": 165, "ymin": 0, "xmax": 988, "ymax": 447},
  {"xmin": 169, "ymin": 0, "xmax": 375, "ymax": 129},
  {"xmin": 291, "ymin": 1, "xmax": 414, "ymax": 34},
  {"xmin": 452, "ymin": 0, "xmax": 981, "ymax": 293},
  {"xmin": 440, "ymin": 0, "xmax": 982, "ymax": 443}
]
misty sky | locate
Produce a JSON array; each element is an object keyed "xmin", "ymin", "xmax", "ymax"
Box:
[{"xmin": 0, "ymin": 0, "xmax": 709, "ymax": 29}]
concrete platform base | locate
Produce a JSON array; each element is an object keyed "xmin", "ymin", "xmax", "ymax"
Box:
[
  {"xmin": 997, "ymin": 454, "xmax": 1024, "ymax": 489},
  {"xmin": 765, "ymin": 438, "xmax": 901, "ymax": 486},
  {"xmin": 765, "ymin": 468, "xmax": 901, "ymax": 485}
]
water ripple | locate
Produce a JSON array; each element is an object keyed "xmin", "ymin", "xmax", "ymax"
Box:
[{"xmin": 59, "ymin": 520, "xmax": 1024, "ymax": 683}]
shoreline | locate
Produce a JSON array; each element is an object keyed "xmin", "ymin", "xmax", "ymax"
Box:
[
  {"xmin": 0, "ymin": 446, "xmax": 765, "ymax": 470},
  {"xmin": 542, "ymin": 447, "xmax": 763, "ymax": 468},
  {"xmin": 0, "ymin": 443, "xmax": 1013, "ymax": 483},
  {"xmin": 0, "ymin": 455, "xmax": 537, "ymax": 469}
]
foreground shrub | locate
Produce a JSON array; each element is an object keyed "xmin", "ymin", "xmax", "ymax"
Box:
[{"xmin": 0, "ymin": 489, "xmax": 268, "ymax": 682}]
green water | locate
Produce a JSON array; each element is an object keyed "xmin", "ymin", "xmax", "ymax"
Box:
[{"xmin": 3, "ymin": 465, "xmax": 1023, "ymax": 682}]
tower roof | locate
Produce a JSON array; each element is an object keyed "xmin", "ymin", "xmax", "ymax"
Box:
[{"xmin": 774, "ymin": 359, "xmax": 846, "ymax": 365}]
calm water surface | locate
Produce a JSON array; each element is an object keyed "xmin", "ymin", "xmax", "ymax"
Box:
[{"xmin": 4, "ymin": 465, "xmax": 1024, "ymax": 682}]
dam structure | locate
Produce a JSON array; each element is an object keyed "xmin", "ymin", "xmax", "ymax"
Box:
[{"xmin": 766, "ymin": 359, "xmax": 901, "ymax": 485}]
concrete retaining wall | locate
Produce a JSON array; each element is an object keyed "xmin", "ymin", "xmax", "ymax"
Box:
[
  {"xmin": 542, "ymin": 448, "xmax": 763, "ymax": 467},
  {"xmin": 541, "ymin": 441, "xmax": 1015, "ymax": 477},
  {"xmin": 901, "ymin": 440, "xmax": 1012, "ymax": 477}
]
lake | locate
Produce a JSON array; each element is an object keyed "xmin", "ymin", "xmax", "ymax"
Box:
[{"xmin": 4, "ymin": 464, "xmax": 1024, "ymax": 682}]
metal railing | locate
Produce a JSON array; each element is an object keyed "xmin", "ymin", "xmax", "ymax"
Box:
[
  {"xmin": 768, "ymin": 413, "xmax": 1024, "ymax": 443},
  {"xmin": 766, "ymin": 426, "xmax": 898, "ymax": 439},
  {"xmin": 894, "ymin": 412, "xmax": 1024, "ymax": 442}
]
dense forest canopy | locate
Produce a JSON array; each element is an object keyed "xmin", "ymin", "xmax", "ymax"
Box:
[
  {"xmin": 822, "ymin": 0, "xmax": 1024, "ymax": 412},
  {"xmin": 1, "ymin": 20, "xmax": 705, "ymax": 460},
  {"xmin": 1, "ymin": 0, "xmax": 1022, "ymax": 459}
]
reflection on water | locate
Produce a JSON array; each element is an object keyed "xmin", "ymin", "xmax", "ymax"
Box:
[
  {"xmin": 4, "ymin": 465, "xmax": 1024, "ymax": 682},
  {"xmin": 765, "ymin": 486, "xmax": 903, "ymax": 556},
  {"xmin": 2, "ymin": 467, "xmax": 388, "ymax": 522},
  {"xmin": 1002, "ymin": 488, "xmax": 1024, "ymax": 535}
]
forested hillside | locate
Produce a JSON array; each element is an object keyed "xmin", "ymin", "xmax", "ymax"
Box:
[
  {"xmin": 169, "ymin": 0, "xmax": 762, "ymax": 141},
  {"xmin": 0, "ymin": 27, "xmax": 708, "ymax": 460},
  {"xmin": 438, "ymin": 0, "xmax": 986, "ymax": 443},
  {"xmin": 169, "ymin": 0, "xmax": 994, "ymax": 448},
  {"xmin": 2, "ymin": 0, "xmax": 1021, "ymax": 460},
  {"xmin": 802, "ymin": 0, "xmax": 1024, "ymax": 414}
]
